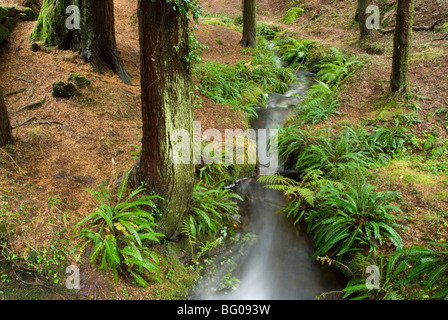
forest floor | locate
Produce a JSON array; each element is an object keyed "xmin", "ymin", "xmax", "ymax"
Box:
[{"xmin": 0, "ymin": 0, "xmax": 447, "ymax": 300}]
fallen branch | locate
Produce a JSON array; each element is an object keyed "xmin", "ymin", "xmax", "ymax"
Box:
[
  {"xmin": 4, "ymin": 87, "xmax": 26, "ymax": 97},
  {"xmin": 14, "ymin": 77, "xmax": 33, "ymax": 83},
  {"xmin": 19, "ymin": 96, "xmax": 46, "ymax": 111},
  {"xmin": 378, "ymin": 20, "xmax": 442, "ymax": 34},
  {"xmin": 433, "ymin": 33, "xmax": 448, "ymax": 41},
  {"xmin": 12, "ymin": 117, "xmax": 63, "ymax": 129},
  {"xmin": 14, "ymin": 39, "xmax": 24, "ymax": 60}
]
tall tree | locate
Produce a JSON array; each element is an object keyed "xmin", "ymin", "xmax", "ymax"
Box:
[
  {"xmin": 358, "ymin": 0, "xmax": 371, "ymax": 38},
  {"xmin": 0, "ymin": 89, "xmax": 12, "ymax": 147},
  {"xmin": 390, "ymin": 0, "xmax": 414, "ymax": 93},
  {"xmin": 31, "ymin": 0, "xmax": 130, "ymax": 84},
  {"xmin": 240, "ymin": 0, "xmax": 257, "ymax": 48},
  {"xmin": 131, "ymin": 0, "xmax": 195, "ymax": 240}
]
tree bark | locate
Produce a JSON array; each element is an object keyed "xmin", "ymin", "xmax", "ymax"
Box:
[
  {"xmin": 390, "ymin": 0, "xmax": 414, "ymax": 93},
  {"xmin": 31, "ymin": 0, "xmax": 131, "ymax": 84},
  {"xmin": 0, "ymin": 89, "xmax": 12, "ymax": 147},
  {"xmin": 132, "ymin": 0, "xmax": 194, "ymax": 240},
  {"xmin": 240, "ymin": 0, "xmax": 257, "ymax": 48},
  {"xmin": 358, "ymin": 0, "xmax": 371, "ymax": 38}
]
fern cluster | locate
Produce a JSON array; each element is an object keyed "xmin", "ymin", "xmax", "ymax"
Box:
[
  {"xmin": 316, "ymin": 48, "xmax": 360, "ymax": 87},
  {"xmin": 278, "ymin": 125, "xmax": 381, "ymax": 180},
  {"xmin": 309, "ymin": 178, "xmax": 403, "ymax": 258},
  {"xmin": 182, "ymin": 181, "xmax": 242, "ymax": 259},
  {"xmin": 275, "ymin": 37, "xmax": 315, "ymax": 67},
  {"xmin": 75, "ymin": 170, "xmax": 165, "ymax": 287},
  {"xmin": 343, "ymin": 241, "xmax": 448, "ymax": 300},
  {"xmin": 193, "ymin": 37, "xmax": 296, "ymax": 118}
]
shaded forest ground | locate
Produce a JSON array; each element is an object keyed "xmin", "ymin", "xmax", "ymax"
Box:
[{"xmin": 0, "ymin": 0, "xmax": 447, "ymax": 299}]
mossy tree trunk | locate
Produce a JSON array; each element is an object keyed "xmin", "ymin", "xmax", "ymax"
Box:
[
  {"xmin": 0, "ymin": 89, "xmax": 12, "ymax": 147},
  {"xmin": 390, "ymin": 0, "xmax": 414, "ymax": 93},
  {"xmin": 131, "ymin": 0, "xmax": 194, "ymax": 240},
  {"xmin": 31, "ymin": 0, "xmax": 130, "ymax": 84},
  {"xmin": 240, "ymin": 0, "xmax": 257, "ymax": 48},
  {"xmin": 358, "ymin": 0, "xmax": 370, "ymax": 38}
]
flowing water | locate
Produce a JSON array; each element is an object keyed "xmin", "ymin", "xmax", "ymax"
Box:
[{"xmin": 191, "ymin": 70, "xmax": 347, "ymax": 300}]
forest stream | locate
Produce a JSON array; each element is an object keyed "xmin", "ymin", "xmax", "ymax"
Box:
[{"xmin": 190, "ymin": 70, "xmax": 348, "ymax": 300}]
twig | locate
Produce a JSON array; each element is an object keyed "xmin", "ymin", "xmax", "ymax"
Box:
[
  {"xmin": 14, "ymin": 77, "xmax": 33, "ymax": 83},
  {"xmin": 4, "ymin": 87, "xmax": 26, "ymax": 97},
  {"xmin": 378, "ymin": 20, "xmax": 442, "ymax": 34},
  {"xmin": 11, "ymin": 263, "xmax": 54, "ymax": 291},
  {"xmin": 433, "ymin": 33, "xmax": 448, "ymax": 41},
  {"xmin": 12, "ymin": 117, "xmax": 63, "ymax": 129},
  {"xmin": 14, "ymin": 39, "xmax": 24, "ymax": 60},
  {"xmin": 19, "ymin": 96, "xmax": 46, "ymax": 111},
  {"xmin": 28, "ymin": 87, "xmax": 35, "ymax": 98}
]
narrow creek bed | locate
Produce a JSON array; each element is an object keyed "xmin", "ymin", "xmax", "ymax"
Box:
[{"xmin": 190, "ymin": 71, "xmax": 348, "ymax": 300}]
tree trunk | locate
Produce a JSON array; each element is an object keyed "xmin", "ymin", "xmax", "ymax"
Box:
[
  {"xmin": 31, "ymin": 0, "xmax": 131, "ymax": 84},
  {"xmin": 132, "ymin": 0, "xmax": 194, "ymax": 240},
  {"xmin": 240, "ymin": 0, "xmax": 257, "ymax": 48},
  {"xmin": 0, "ymin": 89, "xmax": 12, "ymax": 147},
  {"xmin": 358, "ymin": 0, "xmax": 370, "ymax": 38},
  {"xmin": 390, "ymin": 0, "xmax": 414, "ymax": 93}
]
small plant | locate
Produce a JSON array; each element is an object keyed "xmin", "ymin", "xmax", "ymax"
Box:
[
  {"xmin": 278, "ymin": 126, "xmax": 377, "ymax": 180},
  {"xmin": 281, "ymin": 7, "xmax": 304, "ymax": 25},
  {"xmin": 296, "ymin": 81, "xmax": 340, "ymax": 124},
  {"xmin": 187, "ymin": 182, "xmax": 242, "ymax": 237},
  {"xmin": 275, "ymin": 37, "xmax": 315, "ymax": 67},
  {"xmin": 397, "ymin": 241, "xmax": 448, "ymax": 299},
  {"xmin": 182, "ymin": 182, "xmax": 242, "ymax": 259},
  {"xmin": 316, "ymin": 48, "xmax": 360, "ymax": 87},
  {"xmin": 308, "ymin": 178, "xmax": 403, "ymax": 258},
  {"xmin": 371, "ymin": 122, "xmax": 411, "ymax": 156},
  {"xmin": 75, "ymin": 170, "xmax": 165, "ymax": 287},
  {"xmin": 257, "ymin": 173, "xmax": 317, "ymax": 224}
]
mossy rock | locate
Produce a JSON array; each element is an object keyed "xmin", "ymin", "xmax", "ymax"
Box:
[
  {"xmin": 0, "ymin": 24, "xmax": 10, "ymax": 44},
  {"xmin": 281, "ymin": 7, "xmax": 304, "ymax": 25},
  {"xmin": 3, "ymin": 17, "xmax": 16, "ymax": 31},
  {"xmin": 52, "ymin": 81, "xmax": 77, "ymax": 98},
  {"xmin": 68, "ymin": 73, "xmax": 91, "ymax": 88},
  {"xmin": 0, "ymin": 6, "xmax": 10, "ymax": 23},
  {"xmin": 19, "ymin": 7, "xmax": 38, "ymax": 21}
]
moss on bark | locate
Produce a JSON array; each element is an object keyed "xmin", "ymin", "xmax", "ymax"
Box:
[
  {"xmin": 133, "ymin": 0, "xmax": 195, "ymax": 240},
  {"xmin": 0, "ymin": 89, "xmax": 12, "ymax": 147},
  {"xmin": 390, "ymin": 0, "xmax": 414, "ymax": 93}
]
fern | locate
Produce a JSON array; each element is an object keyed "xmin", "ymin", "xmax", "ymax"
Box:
[
  {"xmin": 397, "ymin": 241, "xmax": 448, "ymax": 298},
  {"xmin": 316, "ymin": 47, "xmax": 360, "ymax": 87},
  {"xmin": 309, "ymin": 177, "xmax": 402, "ymax": 258},
  {"xmin": 75, "ymin": 170, "xmax": 165, "ymax": 287},
  {"xmin": 182, "ymin": 181, "xmax": 243, "ymax": 260}
]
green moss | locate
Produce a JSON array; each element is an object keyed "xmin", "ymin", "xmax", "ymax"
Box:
[
  {"xmin": 30, "ymin": 0, "xmax": 70, "ymax": 48},
  {"xmin": 0, "ymin": 24, "xmax": 10, "ymax": 43},
  {"xmin": 281, "ymin": 7, "xmax": 304, "ymax": 25},
  {"xmin": 203, "ymin": 18, "xmax": 226, "ymax": 27},
  {"xmin": 0, "ymin": 6, "xmax": 10, "ymax": 23},
  {"xmin": 68, "ymin": 73, "xmax": 91, "ymax": 88},
  {"xmin": 3, "ymin": 17, "xmax": 16, "ymax": 31},
  {"xmin": 20, "ymin": 7, "xmax": 38, "ymax": 21}
]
